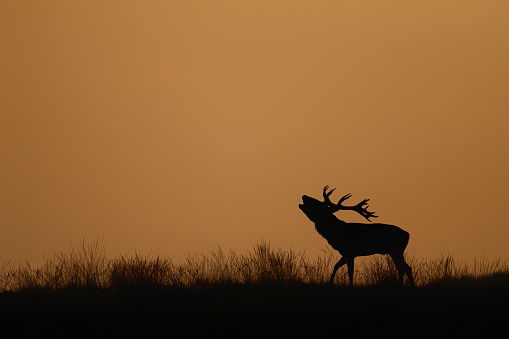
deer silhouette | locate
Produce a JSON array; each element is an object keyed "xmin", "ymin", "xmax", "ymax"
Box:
[{"xmin": 299, "ymin": 186, "xmax": 414, "ymax": 286}]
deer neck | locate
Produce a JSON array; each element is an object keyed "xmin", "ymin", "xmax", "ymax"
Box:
[{"xmin": 313, "ymin": 213, "xmax": 346, "ymax": 235}]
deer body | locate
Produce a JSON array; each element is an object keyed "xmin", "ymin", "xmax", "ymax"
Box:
[
  {"xmin": 314, "ymin": 217, "xmax": 410, "ymax": 258},
  {"xmin": 299, "ymin": 188, "xmax": 414, "ymax": 286}
]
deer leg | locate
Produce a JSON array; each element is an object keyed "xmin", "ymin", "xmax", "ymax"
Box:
[
  {"xmin": 346, "ymin": 258, "xmax": 355, "ymax": 286},
  {"xmin": 329, "ymin": 257, "xmax": 348, "ymax": 285},
  {"xmin": 390, "ymin": 253, "xmax": 414, "ymax": 286},
  {"xmin": 404, "ymin": 259, "xmax": 414, "ymax": 286},
  {"xmin": 389, "ymin": 253, "xmax": 405, "ymax": 283}
]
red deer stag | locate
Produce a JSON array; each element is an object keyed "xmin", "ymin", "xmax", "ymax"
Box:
[{"xmin": 299, "ymin": 186, "xmax": 414, "ymax": 286}]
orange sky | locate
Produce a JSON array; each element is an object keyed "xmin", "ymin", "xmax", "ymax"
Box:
[{"xmin": 2, "ymin": 1, "xmax": 508, "ymax": 264}]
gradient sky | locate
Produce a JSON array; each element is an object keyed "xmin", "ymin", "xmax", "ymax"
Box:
[{"xmin": 2, "ymin": 1, "xmax": 508, "ymax": 264}]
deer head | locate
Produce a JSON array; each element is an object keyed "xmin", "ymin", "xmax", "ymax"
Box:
[
  {"xmin": 299, "ymin": 194, "xmax": 336, "ymax": 223},
  {"xmin": 322, "ymin": 185, "xmax": 378, "ymax": 222}
]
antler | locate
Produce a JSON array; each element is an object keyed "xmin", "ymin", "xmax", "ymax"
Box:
[
  {"xmin": 322, "ymin": 185, "xmax": 336, "ymax": 204},
  {"xmin": 322, "ymin": 185, "xmax": 378, "ymax": 222}
]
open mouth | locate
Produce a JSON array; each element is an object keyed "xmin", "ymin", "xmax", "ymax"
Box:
[
  {"xmin": 299, "ymin": 196, "xmax": 305, "ymax": 208},
  {"xmin": 299, "ymin": 196, "xmax": 306, "ymax": 209}
]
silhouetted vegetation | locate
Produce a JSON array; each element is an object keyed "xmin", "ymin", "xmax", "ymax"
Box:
[{"xmin": 1, "ymin": 239, "xmax": 507, "ymax": 335}]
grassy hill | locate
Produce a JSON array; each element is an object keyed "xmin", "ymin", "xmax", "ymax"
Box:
[{"xmin": 1, "ymin": 240, "xmax": 507, "ymax": 336}]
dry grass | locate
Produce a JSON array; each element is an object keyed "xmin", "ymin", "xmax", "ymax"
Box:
[
  {"xmin": 0, "ymin": 239, "xmax": 109, "ymax": 291},
  {"xmin": 1, "ymin": 239, "xmax": 508, "ymax": 292},
  {"xmin": 1, "ymin": 239, "xmax": 508, "ymax": 336}
]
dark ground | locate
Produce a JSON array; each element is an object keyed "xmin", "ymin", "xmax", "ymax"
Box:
[{"xmin": 1, "ymin": 281, "xmax": 508, "ymax": 337}]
